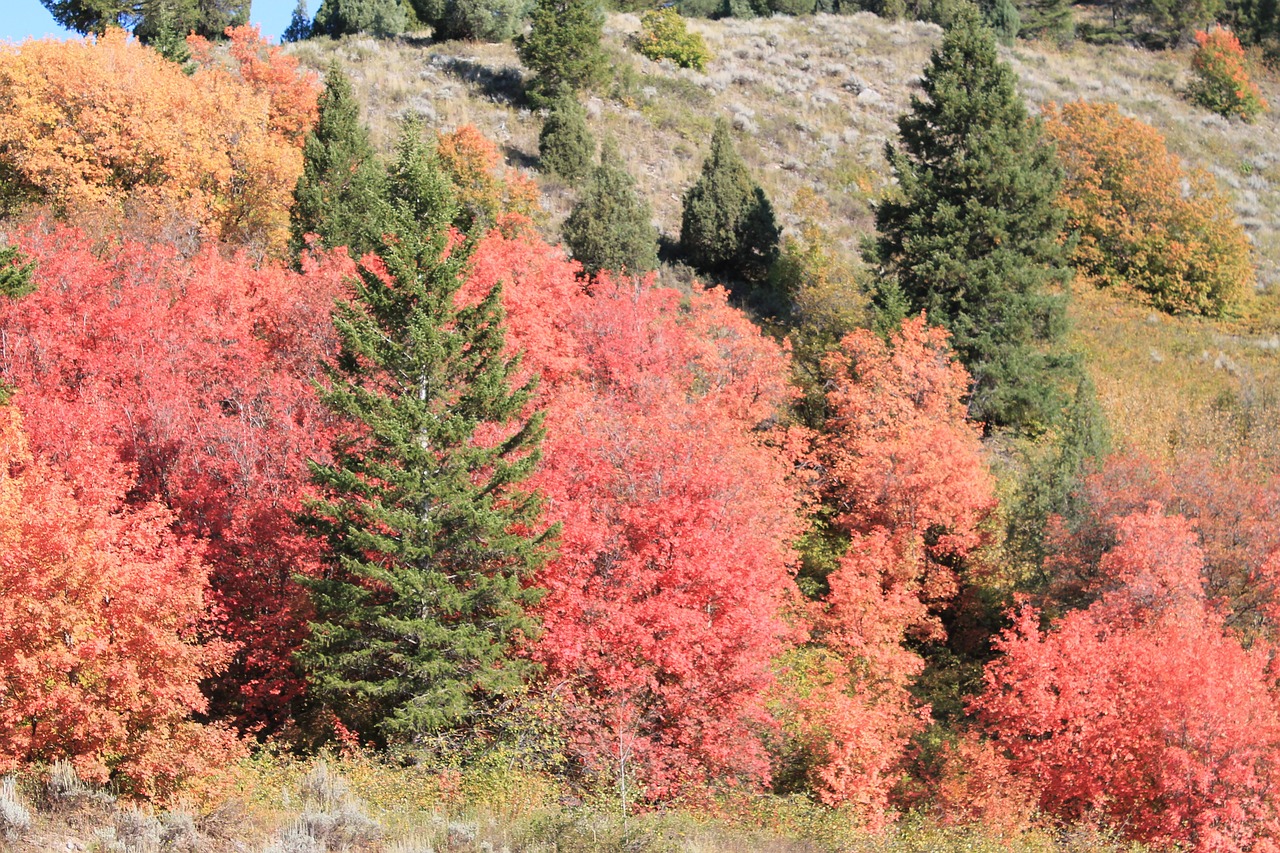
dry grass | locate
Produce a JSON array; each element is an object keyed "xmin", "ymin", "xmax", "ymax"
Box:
[{"xmin": 285, "ymin": 12, "xmax": 1280, "ymax": 458}]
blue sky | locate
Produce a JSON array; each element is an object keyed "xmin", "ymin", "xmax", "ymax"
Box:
[{"xmin": 0, "ymin": 0, "xmax": 310, "ymax": 43}]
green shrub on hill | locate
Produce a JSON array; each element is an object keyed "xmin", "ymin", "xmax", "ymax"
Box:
[
  {"xmin": 634, "ymin": 9, "xmax": 712, "ymax": 71},
  {"xmin": 562, "ymin": 137, "xmax": 658, "ymax": 276},
  {"xmin": 538, "ymin": 88, "xmax": 595, "ymax": 181}
]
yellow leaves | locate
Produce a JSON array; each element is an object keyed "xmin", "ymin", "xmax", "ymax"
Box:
[
  {"xmin": 1043, "ymin": 101, "xmax": 1254, "ymax": 317},
  {"xmin": 0, "ymin": 28, "xmax": 319, "ymax": 257}
]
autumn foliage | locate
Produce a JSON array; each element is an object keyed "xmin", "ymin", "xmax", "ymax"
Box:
[
  {"xmin": 0, "ymin": 405, "xmax": 243, "ymax": 797},
  {"xmin": 0, "ymin": 27, "xmax": 319, "ymax": 255},
  {"xmin": 776, "ymin": 316, "xmax": 995, "ymax": 825},
  {"xmin": 0, "ymin": 223, "xmax": 351, "ymax": 728},
  {"xmin": 979, "ymin": 508, "xmax": 1280, "ymax": 852},
  {"xmin": 1190, "ymin": 26, "xmax": 1268, "ymax": 122},
  {"xmin": 469, "ymin": 232, "xmax": 802, "ymax": 798},
  {"xmin": 1042, "ymin": 101, "xmax": 1254, "ymax": 316}
]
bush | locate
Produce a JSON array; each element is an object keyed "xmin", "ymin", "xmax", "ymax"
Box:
[
  {"xmin": 562, "ymin": 137, "xmax": 658, "ymax": 275},
  {"xmin": 538, "ymin": 88, "xmax": 596, "ymax": 181},
  {"xmin": 1043, "ymin": 100, "xmax": 1254, "ymax": 316},
  {"xmin": 312, "ymin": 0, "xmax": 409, "ymax": 36},
  {"xmin": 680, "ymin": 118, "xmax": 780, "ymax": 296},
  {"xmin": 432, "ymin": 0, "xmax": 530, "ymax": 42},
  {"xmin": 0, "ymin": 777, "xmax": 29, "ymax": 842},
  {"xmin": 634, "ymin": 9, "xmax": 712, "ymax": 70},
  {"xmin": 1190, "ymin": 26, "xmax": 1268, "ymax": 121},
  {"xmin": 517, "ymin": 0, "xmax": 607, "ymax": 106}
]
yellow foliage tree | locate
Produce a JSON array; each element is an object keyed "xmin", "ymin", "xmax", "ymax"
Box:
[
  {"xmin": 0, "ymin": 27, "xmax": 318, "ymax": 256},
  {"xmin": 1043, "ymin": 100, "xmax": 1253, "ymax": 316}
]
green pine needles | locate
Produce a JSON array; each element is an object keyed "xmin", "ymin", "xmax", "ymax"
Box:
[
  {"xmin": 563, "ymin": 137, "xmax": 658, "ymax": 276},
  {"xmin": 868, "ymin": 7, "xmax": 1076, "ymax": 433},
  {"xmin": 680, "ymin": 118, "xmax": 780, "ymax": 299},
  {"xmin": 299, "ymin": 120, "xmax": 554, "ymax": 745},
  {"xmin": 291, "ymin": 63, "xmax": 387, "ymax": 262}
]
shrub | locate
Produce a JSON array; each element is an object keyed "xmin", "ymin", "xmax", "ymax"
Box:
[
  {"xmin": 680, "ymin": 118, "xmax": 780, "ymax": 296},
  {"xmin": 1042, "ymin": 100, "xmax": 1254, "ymax": 316},
  {"xmin": 1190, "ymin": 26, "xmax": 1268, "ymax": 121},
  {"xmin": 312, "ymin": 0, "xmax": 409, "ymax": 36},
  {"xmin": 432, "ymin": 0, "xmax": 530, "ymax": 42},
  {"xmin": 517, "ymin": 0, "xmax": 606, "ymax": 106},
  {"xmin": 538, "ymin": 88, "xmax": 596, "ymax": 181},
  {"xmin": 0, "ymin": 777, "xmax": 29, "ymax": 842},
  {"xmin": 634, "ymin": 9, "xmax": 712, "ymax": 71},
  {"xmin": 562, "ymin": 137, "xmax": 658, "ymax": 275}
]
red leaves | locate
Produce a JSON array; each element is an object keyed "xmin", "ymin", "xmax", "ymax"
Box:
[
  {"xmin": 0, "ymin": 406, "xmax": 242, "ymax": 797},
  {"xmin": 0, "ymin": 223, "xmax": 352, "ymax": 728},
  {"xmin": 980, "ymin": 507, "xmax": 1280, "ymax": 852},
  {"xmin": 474, "ymin": 231, "xmax": 801, "ymax": 797}
]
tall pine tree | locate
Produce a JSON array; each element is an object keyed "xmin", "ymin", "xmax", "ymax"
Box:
[
  {"xmin": 298, "ymin": 119, "xmax": 552, "ymax": 744},
  {"xmin": 867, "ymin": 7, "xmax": 1074, "ymax": 433},
  {"xmin": 291, "ymin": 63, "xmax": 387, "ymax": 262}
]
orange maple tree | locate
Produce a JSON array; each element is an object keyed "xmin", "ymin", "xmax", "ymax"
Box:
[
  {"xmin": 0, "ymin": 27, "xmax": 318, "ymax": 256},
  {"xmin": 1042, "ymin": 100, "xmax": 1253, "ymax": 316},
  {"xmin": 776, "ymin": 316, "xmax": 996, "ymax": 824}
]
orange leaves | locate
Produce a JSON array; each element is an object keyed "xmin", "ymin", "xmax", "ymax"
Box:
[
  {"xmin": 1042, "ymin": 101, "xmax": 1253, "ymax": 316},
  {"xmin": 0, "ymin": 406, "xmax": 242, "ymax": 797},
  {"xmin": 0, "ymin": 28, "xmax": 319, "ymax": 256},
  {"xmin": 436, "ymin": 124, "xmax": 540, "ymax": 233},
  {"xmin": 1191, "ymin": 26, "xmax": 1268, "ymax": 123},
  {"xmin": 781, "ymin": 315, "xmax": 995, "ymax": 823}
]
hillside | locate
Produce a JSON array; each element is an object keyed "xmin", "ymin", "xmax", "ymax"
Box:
[{"xmin": 287, "ymin": 11, "xmax": 1280, "ymax": 460}]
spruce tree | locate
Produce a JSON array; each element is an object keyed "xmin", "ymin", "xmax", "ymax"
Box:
[
  {"xmin": 282, "ymin": 0, "xmax": 313, "ymax": 42},
  {"xmin": 298, "ymin": 119, "xmax": 552, "ymax": 744},
  {"xmin": 867, "ymin": 7, "xmax": 1074, "ymax": 432},
  {"xmin": 291, "ymin": 63, "xmax": 387, "ymax": 261},
  {"xmin": 538, "ymin": 87, "xmax": 595, "ymax": 182},
  {"xmin": 517, "ymin": 0, "xmax": 606, "ymax": 106},
  {"xmin": 0, "ymin": 246, "xmax": 34, "ymax": 301},
  {"xmin": 680, "ymin": 118, "xmax": 780, "ymax": 297},
  {"xmin": 562, "ymin": 137, "xmax": 658, "ymax": 276}
]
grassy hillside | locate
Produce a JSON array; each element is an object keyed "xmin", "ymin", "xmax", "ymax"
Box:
[{"xmin": 287, "ymin": 11, "xmax": 1280, "ymax": 463}]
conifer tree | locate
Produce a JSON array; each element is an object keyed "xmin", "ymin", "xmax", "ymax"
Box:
[
  {"xmin": 867, "ymin": 8, "xmax": 1074, "ymax": 432},
  {"xmin": 538, "ymin": 87, "xmax": 595, "ymax": 182},
  {"xmin": 282, "ymin": 0, "xmax": 313, "ymax": 42},
  {"xmin": 312, "ymin": 0, "xmax": 407, "ymax": 37},
  {"xmin": 291, "ymin": 63, "xmax": 387, "ymax": 261},
  {"xmin": 298, "ymin": 120, "xmax": 552, "ymax": 744},
  {"xmin": 517, "ymin": 0, "xmax": 606, "ymax": 106},
  {"xmin": 0, "ymin": 247, "xmax": 33, "ymax": 301},
  {"xmin": 42, "ymin": 0, "xmax": 249, "ymax": 39},
  {"xmin": 562, "ymin": 137, "xmax": 658, "ymax": 276},
  {"xmin": 680, "ymin": 118, "xmax": 781, "ymax": 298}
]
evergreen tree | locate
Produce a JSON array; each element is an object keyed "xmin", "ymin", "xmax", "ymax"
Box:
[
  {"xmin": 0, "ymin": 246, "xmax": 34, "ymax": 301},
  {"xmin": 867, "ymin": 7, "xmax": 1074, "ymax": 432},
  {"xmin": 282, "ymin": 0, "xmax": 313, "ymax": 41},
  {"xmin": 312, "ymin": 0, "xmax": 407, "ymax": 37},
  {"xmin": 1016, "ymin": 0, "xmax": 1073, "ymax": 42},
  {"xmin": 298, "ymin": 120, "xmax": 552, "ymax": 744},
  {"xmin": 42, "ymin": 0, "xmax": 249, "ymax": 39},
  {"xmin": 431, "ymin": 0, "xmax": 529, "ymax": 41},
  {"xmin": 562, "ymin": 137, "xmax": 658, "ymax": 276},
  {"xmin": 538, "ymin": 87, "xmax": 595, "ymax": 182},
  {"xmin": 680, "ymin": 118, "xmax": 781, "ymax": 298},
  {"xmin": 516, "ymin": 0, "xmax": 606, "ymax": 106},
  {"xmin": 291, "ymin": 63, "xmax": 387, "ymax": 261}
]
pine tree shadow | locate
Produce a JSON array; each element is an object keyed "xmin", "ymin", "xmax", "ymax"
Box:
[
  {"xmin": 501, "ymin": 144, "xmax": 539, "ymax": 171},
  {"xmin": 435, "ymin": 56, "xmax": 526, "ymax": 108}
]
